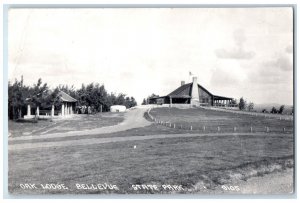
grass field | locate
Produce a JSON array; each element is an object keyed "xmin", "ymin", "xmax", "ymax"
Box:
[
  {"xmin": 149, "ymin": 107, "xmax": 294, "ymax": 133},
  {"xmin": 9, "ymin": 132, "xmax": 293, "ymax": 194},
  {"xmin": 8, "ymin": 107, "xmax": 294, "ymax": 194},
  {"xmin": 8, "ymin": 112, "xmax": 124, "ymax": 137}
]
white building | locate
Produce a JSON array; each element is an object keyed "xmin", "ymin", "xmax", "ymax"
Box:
[{"xmin": 110, "ymin": 105, "xmax": 126, "ymax": 112}]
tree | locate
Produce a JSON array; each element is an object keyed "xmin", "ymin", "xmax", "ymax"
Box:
[
  {"xmin": 230, "ymin": 99, "xmax": 237, "ymax": 106},
  {"xmin": 8, "ymin": 76, "xmax": 29, "ymax": 119},
  {"xmin": 129, "ymin": 97, "xmax": 137, "ymax": 108},
  {"xmin": 262, "ymin": 109, "xmax": 268, "ymax": 113},
  {"xmin": 238, "ymin": 97, "xmax": 246, "ymax": 111},
  {"xmin": 146, "ymin": 93, "xmax": 159, "ymax": 104},
  {"xmin": 31, "ymin": 78, "xmax": 49, "ymax": 109},
  {"xmin": 247, "ymin": 102, "xmax": 254, "ymax": 111},
  {"xmin": 278, "ymin": 105, "xmax": 285, "ymax": 114},
  {"xmin": 271, "ymin": 107, "xmax": 278, "ymax": 114},
  {"xmin": 142, "ymin": 98, "xmax": 147, "ymax": 105}
]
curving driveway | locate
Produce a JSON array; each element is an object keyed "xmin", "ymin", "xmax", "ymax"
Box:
[{"xmin": 9, "ymin": 106, "xmax": 152, "ymax": 142}]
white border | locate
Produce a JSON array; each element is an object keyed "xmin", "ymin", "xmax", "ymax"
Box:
[{"xmin": 1, "ymin": 1, "xmax": 299, "ymax": 203}]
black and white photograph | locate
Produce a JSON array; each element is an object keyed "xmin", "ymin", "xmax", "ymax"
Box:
[{"xmin": 5, "ymin": 6, "xmax": 294, "ymax": 196}]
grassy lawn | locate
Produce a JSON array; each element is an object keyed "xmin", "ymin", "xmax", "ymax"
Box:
[
  {"xmin": 8, "ymin": 112, "xmax": 124, "ymax": 137},
  {"xmin": 9, "ymin": 132, "xmax": 293, "ymax": 194},
  {"xmin": 8, "ymin": 107, "xmax": 294, "ymax": 194},
  {"xmin": 150, "ymin": 108, "xmax": 294, "ymax": 133}
]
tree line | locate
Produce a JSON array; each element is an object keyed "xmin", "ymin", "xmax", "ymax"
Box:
[
  {"xmin": 8, "ymin": 76, "xmax": 137, "ymax": 120},
  {"xmin": 239, "ymin": 97, "xmax": 290, "ymax": 114}
]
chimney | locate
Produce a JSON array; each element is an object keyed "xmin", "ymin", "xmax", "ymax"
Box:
[
  {"xmin": 192, "ymin": 76, "xmax": 197, "ymax": 84},
  {"xmin": 191, "ymin": 76, "xmax": 200, "ymax": 106},
  {"xmin": 181, "ymin": 81, "xmax": 185, "ymax": 86}
]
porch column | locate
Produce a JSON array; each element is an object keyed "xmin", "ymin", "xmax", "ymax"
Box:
[
  {"xmin": 51, "ymin": 105, "xmax": 54, "ymax": 117},
  {"xmin": 170, "ymin": 96, "xmax": 172, "ymax": 108},
  {"xmin": 70, "ymin": 105, "xmax": 73, "ymax": 114},
  {"xmin": 65, "ymin": 103, "xmax": 68, "ymax": 115},
  {"xmin": 27, "ymin": 105, "xmax": 31, "ymax": 116},
  {"xmin": 61, "ymin": 103, "xmax": 65, "ymax": 116},
  {"xmin": 36, "ymin": 106, "xmax": 40, "ymax": 117}
]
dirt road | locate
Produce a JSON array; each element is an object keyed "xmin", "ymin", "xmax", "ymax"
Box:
[
  {"xmin": 9, "ymin": 132, "xmax": 287, "ymax": 151},
  {"xmin": 9, "ymin": 107, "xmax": 152, "ymax": 141}
]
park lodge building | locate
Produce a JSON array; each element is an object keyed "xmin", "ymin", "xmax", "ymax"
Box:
[{"xmin": 149, "ymin": 77, "xmax": 234, "ymax": 108}]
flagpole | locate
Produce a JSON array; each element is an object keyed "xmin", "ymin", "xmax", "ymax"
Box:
[{"xmin": 189, "ymin": 71, "xmax": 193, "ymax": 82}]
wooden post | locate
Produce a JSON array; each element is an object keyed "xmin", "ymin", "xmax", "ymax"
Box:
[
  {"xmin": 36, "ymin": 106, "xmax": 40, "ymax": 117},
  {"xmin": 190, "ymin": 126, "xmax": 193, "ymax": 131}
]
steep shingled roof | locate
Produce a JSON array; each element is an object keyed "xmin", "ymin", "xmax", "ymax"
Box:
[
  {"xmin": 58, "ymin": 91, "xmax": 77, "ymax": 102},
  {"xmin": 167, "ymin": 83, "xmax": 192, "ymax": 97},
  {"xmin": 165, "ymin": 82, "xmax": 232, "ymax": 99}
]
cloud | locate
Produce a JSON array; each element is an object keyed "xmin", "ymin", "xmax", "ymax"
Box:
[
  {"xmin": 210, "ymin": 68, "xmax": 240, "ymax": 87},
  {"xmin": 264, "ymin": 56, "xmax": 292, "ymax": 71},
  {"xmin": 247, "ymin": 56, "xmax": 293, "ymax": 85},
  {"xmin": 215, "ymin": 29, "xmax": 255, "ymax": 60},
  {"xmin": 215, "ymin": 48, "xmax": 255, "ymax": 59}
]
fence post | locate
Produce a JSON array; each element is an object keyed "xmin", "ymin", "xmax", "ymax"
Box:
[
  {"xmin": 181, "ymin": 124, "xmax": 183, "ymax": 129},
  {"xmin": 283, "ymin": 127, "xmax": 285, "ymax": 132},
  {"xmin": 234, "ymin": 127, "xmax": 236, "ymax": 132},
  {"xmin": 250, "ymin": 126, "xmax": 253, "ymax": 133},
  {"xmin": 190, "ymin": 126, "xmax": 193, "ymax": 131},
  {"xmin": 174, "ymin": 124, "xmax": 176, "ymax": 128},
  {"xmin": 203, "ymin": 126, "xmax": 206, "ymax": 132},
  {"xmin": 217, "ymin": 126, "xmax": 220, "ymax": 132}
]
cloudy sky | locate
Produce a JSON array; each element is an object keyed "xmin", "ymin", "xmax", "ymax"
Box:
[{"xmin": 8, "ymin": 8, "xmax": 293, "ymax": 105}]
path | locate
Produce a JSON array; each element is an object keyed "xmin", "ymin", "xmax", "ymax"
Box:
[
  {"xmin": 9, "ymin": 107, "xmax": 152, "ymax": 141},
  {"xmin": 9, "ymin": 132, "xmax": 290, "ymax": 151},
  {"xmin": 232, "ymin": 168, "xmax": 294, "ymax": 194}
]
